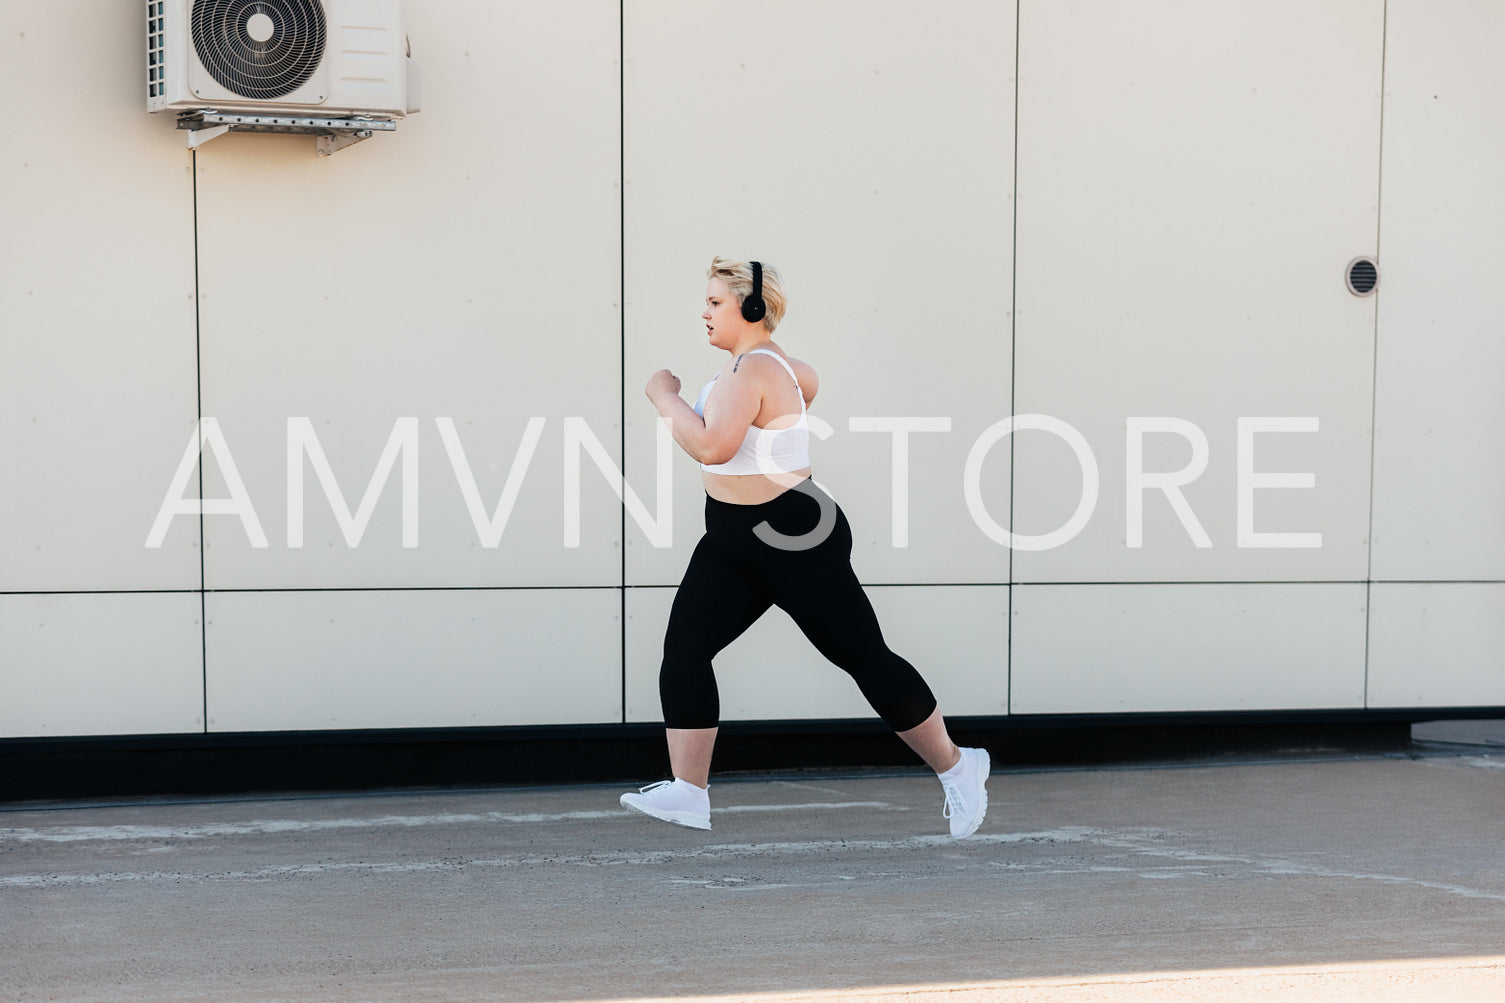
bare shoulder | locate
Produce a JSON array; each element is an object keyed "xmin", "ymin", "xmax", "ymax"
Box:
[
  {"xmin": 728, "ymin": 349, "xmax": 818, "ymax": 405},
  {"xmin": 786, "ymin": 355, "xmax": 819, "ymax": 405}
]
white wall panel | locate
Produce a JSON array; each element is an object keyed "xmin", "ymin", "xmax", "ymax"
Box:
[
  {"xmin": 1011, "ymin": 584, "xmax": 1367, "ymax": 714},
  {"xmin": 1371, "ymin": 2, "xmax": 1505, "ymax": 581},
  {"xmin": 622, "ymin": 0, "xmax": 1016, "ymax": 587},
  {"xmin": 7, "ymin": 2, "xmax": 1504, "ymax": 742},
  {"xmin": 1368, "ymin": 584, "xmax": 1505, "ymax": 708},
  {"xmin": 0, "ymin": 593, "xmax": 204, "ymax": 738},
  {"xmin": 205, "ymin": 589, "xmax": 620, "ymax": 731},
  {"xmin": 1013, "ymin": 1, "xmax": 1381, "ymax": 584},
  {"xmin": 190, "ymin": 1, "xmax": 622, "ymax": 591},
  {"xmin": 0, "ymin": 4, "xmax": 199, "ymax": 592},
  {"xmin": 625, "ymin": 585, "xmax": 1007, "ymax": 723}
]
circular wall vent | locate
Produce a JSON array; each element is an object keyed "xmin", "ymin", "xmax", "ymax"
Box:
[
  {"xmin": 1346, "ymin": 256, "xmax": 1379, "ymax": 297},
  {"xmin": 192, "ymin": 0, "xmax": 327, "ymax": 100}
]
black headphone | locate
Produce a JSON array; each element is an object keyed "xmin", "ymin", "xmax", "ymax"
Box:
[{"xmin": 741, "ymin": 260, "xmax": 767, "ymax": 324}]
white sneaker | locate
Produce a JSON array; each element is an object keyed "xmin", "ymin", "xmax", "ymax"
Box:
[
  {"xmin": 940, "ymin": 747, "xmax": 990, "ymax": 839},
  {"xmin": 620, "ymin": 778, "xmax": 712, "ymax": 830}
]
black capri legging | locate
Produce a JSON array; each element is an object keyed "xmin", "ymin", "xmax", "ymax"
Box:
[{"xmin": 659, "ymin": 477, "xmax": 938, "ymax": 731}]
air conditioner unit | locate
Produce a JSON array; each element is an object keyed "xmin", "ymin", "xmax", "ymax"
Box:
[{"xmin": 146, "ymin": 0, "xmax": 420, "ymax": 119}]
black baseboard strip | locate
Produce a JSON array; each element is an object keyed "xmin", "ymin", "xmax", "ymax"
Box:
[{"xmin": 1, "ymin": 709, "xmax": 1481, "ymax": 804}]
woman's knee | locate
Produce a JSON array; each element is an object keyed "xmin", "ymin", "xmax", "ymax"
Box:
[{"xmin": 659, "ymin": 653, "xmax": 719, "ymax": 729}]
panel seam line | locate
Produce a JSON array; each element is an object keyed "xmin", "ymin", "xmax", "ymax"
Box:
[
  {"xmin": 1364, "ymin": 0, "xmax": 1389, "ymax": 709},
  {"xmin": 192, "ymin": 148, "xmax": 208, "ymax": 735},
  {"xmin": 1007, "ymin": 0, "xmax": 1021, "ymax": 716}
]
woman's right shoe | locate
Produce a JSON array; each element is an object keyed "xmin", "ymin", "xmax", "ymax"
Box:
[
  {"xmin": 619, "ymin": 778, "xmax": 712, "ymax": 830},
  {"xmin": 940, "ymin": 746, "xmax": 990, "ymax": 839}
]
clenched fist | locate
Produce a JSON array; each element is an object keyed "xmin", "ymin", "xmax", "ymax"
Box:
[{"xmin": 645, "ymin": 369, "xmax": 682, "ymax": 402}]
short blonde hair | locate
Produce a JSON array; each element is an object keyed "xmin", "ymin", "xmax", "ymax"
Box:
[{"xmin": 708, "ymin": 256, "xmax": 787, "ymax": 333}]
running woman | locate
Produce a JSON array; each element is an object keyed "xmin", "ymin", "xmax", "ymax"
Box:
[{"xmin": 621, "ymin": 257, "xmax": 990, "ymax": 838}]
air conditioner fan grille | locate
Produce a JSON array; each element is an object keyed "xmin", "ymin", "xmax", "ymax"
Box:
[
  {"xmin": 146, "ymin": 1, "xmax": 165, "ymax": 98},
  {"xmin": 191, "ymin": 0, "xmax": 326, "ymax": 101}
]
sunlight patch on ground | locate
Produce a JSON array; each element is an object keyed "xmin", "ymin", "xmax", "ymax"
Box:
[{"xmin": 586, "ymin": 956, "xmax": 1505, "ymax": 1003}]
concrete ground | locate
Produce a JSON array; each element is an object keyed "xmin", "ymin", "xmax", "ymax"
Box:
[{"xmin": 1, "ymin": 723, "xmax": 1502, "ymax": 1002}]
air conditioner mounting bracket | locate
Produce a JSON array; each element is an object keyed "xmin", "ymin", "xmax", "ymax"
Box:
[{"xmin": 177, "ymin": 110, "xmax": 397, "ymax": 156}]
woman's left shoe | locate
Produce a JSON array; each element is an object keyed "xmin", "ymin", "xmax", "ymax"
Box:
[
  {"xmin": 940, "ymin": 747, "xmax": 990, "ymax": 838},
  {"xmin": 620, "ymin": 778, "xmax": 712, "ymax": 830}
]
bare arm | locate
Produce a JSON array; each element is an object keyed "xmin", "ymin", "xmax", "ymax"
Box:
[{"xmin": 645, "ymin": 364, "xmax": 761, "ymax": 465}]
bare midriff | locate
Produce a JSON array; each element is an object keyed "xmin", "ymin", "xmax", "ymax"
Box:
[{"xmin": 701, "ymin": 465, "xmax": 814, "ymax": 505}]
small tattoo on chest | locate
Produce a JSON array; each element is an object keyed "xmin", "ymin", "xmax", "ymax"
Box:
[{"xmin": 733, "ymin": 355, "xmax": 744, "ymax": 373}]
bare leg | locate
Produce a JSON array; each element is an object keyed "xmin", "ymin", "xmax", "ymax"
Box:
[
  {"xmin": 666, "ymin": 727, "xmax": 718, "ymax": 788},
  {"xmin": 897, "ymin": 707, "xmax": 961, "ymax": 774}
]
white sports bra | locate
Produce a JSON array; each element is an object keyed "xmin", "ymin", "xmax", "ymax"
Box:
[{"xmin": 692, "ymin": 349, "xmax": 811, "ymax": 475}]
